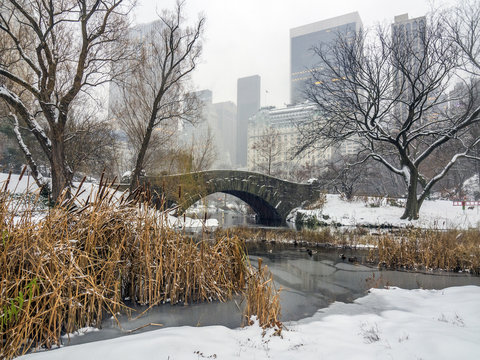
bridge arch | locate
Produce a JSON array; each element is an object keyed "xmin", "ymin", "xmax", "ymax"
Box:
[
  {"xmin": 141, "ymin": 170, "xmax": 321, "ymax": 225},
  {"xmin": 183, "ymin": 189, "xmax": 283, "ymax": 225}
]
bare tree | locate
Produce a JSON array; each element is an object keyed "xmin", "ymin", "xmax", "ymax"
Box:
[
  {"xmin": 189, "ymin": 126, "xmax": 217, "ymax": 172},
  {"xmin": 250, "ymin": 127, "xmax": 282, "ymax": 175},
  {"xmin": 0, "ymin": 0, "xmax": 132, "ymax": 201},
  {"xmin": 444, "ymin": 0, "xmax": 480, "ymax": 76},
  {"xmin": 111, "ymin": 1, "xmax": 204, "ymax": 191},
  {"xmin": 321, "ymin": 154, "xmax": 373, "ymax": 200},
  {"xmin": 444, "ymin": 0, "xmax": 480, "ymax": 192},
  {"xmin": 65, "ymin": 100, "xmax": 118, "ymax": 179},
  {"xmin": 299, "ymin": 13, "xmax": 480, "ymax": 220}
]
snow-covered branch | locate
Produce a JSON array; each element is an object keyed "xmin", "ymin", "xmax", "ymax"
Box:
[{"xmin": 10, "ymin": 113, "xmax": 49, "ymax": 190}]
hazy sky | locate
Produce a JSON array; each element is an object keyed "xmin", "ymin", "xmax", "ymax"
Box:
[{"xmin": 133, "ymin": 0, "xmax": 444, "ymax": 108}]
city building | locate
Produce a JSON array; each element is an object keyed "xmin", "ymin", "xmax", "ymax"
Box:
[
  {"xmin": 213, "ymin": 101, "xmax": 237, "ymax": 167},
  {"xmin": 247, "ymin": 103, "xmax": 332, "ymax": 177},
  {"xmin": 179, "ymin": 89, "xmax": 214, "ymax": 148},
  {"xmin": 236, "ymin": 75, "xmax": 261, "ymax": 168},
  {"xmin": 392, "ymin": 13, "xmax": 426, "ymax": 54},
  {"xmin": 391, "ymin": 13, "xmax": 426, "ymax": 125},
  {"xmin": 290, "ymin": 12, "xmax": 363, "ymax": 104},
  {"xmin": 180, "ymin": 91, "xmax": 238, "ymax": 169}
]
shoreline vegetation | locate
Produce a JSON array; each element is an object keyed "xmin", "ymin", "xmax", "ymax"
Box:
[
  {"xmin": 1, "ymin": 173, "xmax": 479, "ymax": 358},
  {"xmin": 219, "ymin": 227, "xmax": 480, "ymax": 275},
  {"xmin": 0, "ymin": 176, "xmax": 280, "ymax": 360}
]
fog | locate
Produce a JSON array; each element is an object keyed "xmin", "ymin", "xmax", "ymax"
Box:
[{"xmin": 133, "ymin": 0, "xmax": 445, "ymax": 107}]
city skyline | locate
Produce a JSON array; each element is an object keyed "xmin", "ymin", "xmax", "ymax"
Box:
[
  {"xmin": 290, "ymin": 12, "xmax": 362, "ymax": 103},
  {"xmin": 134, "ymin": 0, "xmax": 441, "ymax": 108}
]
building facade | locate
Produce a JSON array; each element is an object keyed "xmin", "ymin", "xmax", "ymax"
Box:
[
  {"xmin": 247, "ymin": 103, "xmax": 332, "ymax": 177},
  {"xmin": 236, "ymin": 75, "xmax": 261, "ymax": 168},
  {"xmin": 213, "ymin": 101, "xmax": 237, "ymax": 167},
  {"xmin": 391, "ymin": 13, "xmax": 427, "ymax": 126},
  {"xmin": 290, "ymin": 12, "xmax": 363, "ymax": 104},
  {"xmin": 180, "ymin": 91, "xmax": 238, "ymax": 169}
]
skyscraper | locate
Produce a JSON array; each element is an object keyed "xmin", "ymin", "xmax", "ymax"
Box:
[
  {"xmin": 236, "ymin": 75, "xmax": 261, "ymax": 167},
  {"xmin": 290, "ymin": 12, "xmax": 363, "ymax": 104},
  {"xmin": 391, "ymin": 13, "xmax": 426, "ymax": 124},
  {"xmin": 213, "ymin": 101, "xmax": 237, "ymax": 167}
]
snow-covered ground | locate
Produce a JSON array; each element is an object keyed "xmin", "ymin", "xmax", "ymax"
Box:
[
  {"xmin": 291, "ymin": 194, "xmax": 480, "ymax": 229},
  {"xmin": 4, "ymin": 172, "xmax": 478, "ymax": 230},
  {"xmin": 19, "ymin": 286, "xmax": 480, "ymax": 360},
  {"xmin": 0, "ymin": 172, "xmax": 40, "ymax": 194},
  {"xmin": 0, "ymin": 173, "xmax": 219, "ymax": 231}
]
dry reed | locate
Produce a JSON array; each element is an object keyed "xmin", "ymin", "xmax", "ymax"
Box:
[
  {"xmin": 218, "ymin": 226, "xmax": 376, "ymax": 248},
  {"xmin": 370, "ymin": 229, "xmax": 480, "ymax": 273},
  {"xmin": 0, "ymin": 175, "xmax": 248, "ymax": 359},
  {"xmin": 243, "ymin": 258, "xmax": 282, "ymax": 335}
]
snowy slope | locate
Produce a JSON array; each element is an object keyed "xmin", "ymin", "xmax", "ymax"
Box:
[
  {"xmin": 19, "ymin": 286, "xmax": 480, "ymax": 360},
  {"xmin": 0, "ymin": 173, "xmax": 218, "ymax": 230},
  {"xmin": 294, "ymin": 194, "xmax": 480, "ymax": 229}
]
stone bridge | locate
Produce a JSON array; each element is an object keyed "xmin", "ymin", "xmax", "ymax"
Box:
[{"xmin": 139, "ymin": 170, "xmax": 322, "ymax": 225}]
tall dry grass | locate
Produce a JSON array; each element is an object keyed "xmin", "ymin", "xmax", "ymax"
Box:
[
  {"xmin": 243, "ymin": 258, "xmax": 282, "ymax": 335},
  {"xmin": 0, "ymin": 175, "xmax": 248, "ymax": 359},
  {"xmin": 371, "ymin": 229, "xmax": 480, "ymax": 273},
  {"xmin": 219, "ymin": 226, "xmax": 375, "ymax": 248}
]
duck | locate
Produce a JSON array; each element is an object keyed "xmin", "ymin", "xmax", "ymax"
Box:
[{"xmin": 348, "ymin": 256, "xmax": 358, "ymax": 263}]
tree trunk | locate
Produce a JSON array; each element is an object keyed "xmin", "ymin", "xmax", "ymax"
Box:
[
  {"xmin": 50, "ymin": 132, "xmax": 69, "ymax": 203},
  {"xmin": 401, "ymin": 169, "xmax": 420, "ymax": 220},
  {"xmin": 130, "ymin": 122, "xmax": 154, "ymax": 192}
]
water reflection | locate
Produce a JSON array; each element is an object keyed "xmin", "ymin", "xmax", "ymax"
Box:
[
  {"xmin": 208, "ymin": 210, "xmax": 258, "ymax": 228},
  {"xmin": 248, "ymin": 243, "xmax": 480, "ymax": 321}
]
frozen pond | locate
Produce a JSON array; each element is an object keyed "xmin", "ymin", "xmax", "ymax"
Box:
[
  {"xmin": 63, "ymin": 243, "xmax": 480, "ymax": 347},
  {"xmin": 248, "ymin": 243, "xmax": 480, "ymax": 321}
]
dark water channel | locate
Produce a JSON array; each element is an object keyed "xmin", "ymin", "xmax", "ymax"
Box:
[{"xmin": 63, "ymin": 240, "xmax": 480, "ymax": 347}]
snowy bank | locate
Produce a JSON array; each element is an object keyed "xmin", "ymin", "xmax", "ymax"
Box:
[
  {"xmin": 292, "ymin": 194, "xmax": 480, "ymax": 229},
  {"xmin": 19, "ymin": 286, "xmax": 480, "ymax": 360},
  {"xmin": 0, "ymin": 173, "xmax": 218, "ymax": 231}
]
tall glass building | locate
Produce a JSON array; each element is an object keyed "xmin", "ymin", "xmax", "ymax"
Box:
[
  {"xmin": 290, "ymin": 12, "xmax": 363, "ymax": 104},
  {"xmin": 236, "ymin": 75, "xmax": 261, "ymax": 167}
]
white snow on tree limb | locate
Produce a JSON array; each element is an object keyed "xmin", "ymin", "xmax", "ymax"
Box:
[{"xmin": 11, "ymin": 113, "xmax": 48, "ymax": 188}]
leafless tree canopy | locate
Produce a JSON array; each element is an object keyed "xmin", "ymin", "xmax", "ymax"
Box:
[
  {"xmin": 110, "ymin": 0, "xmax": 204, "ymax": 190},
  {"xmin": 0, "ymin": 0, "xmax": 133, "ymax": 201},
  {"xmin": 250, "ymin": 127, "xmax": 282, "ymax": 176},
  {"xmin": 65, "ymin": 99, "xmax": 118, "ymax": 179},
  {"xmin": 299, "ymin": 6, "xmax": 480, "ymax": 219},
  {"xmin": 444, "ymin": 0, "xmax": 480, "ymax": 76}
]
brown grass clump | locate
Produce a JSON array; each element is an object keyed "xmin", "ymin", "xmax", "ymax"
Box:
[
  {"xmin": 371, "ymin": 229, "xmax": 480, "ymax": 273},
  {"xmin": 218, "ymin": 226, "xmax": 375, "ymax": 248},
  {"xmin": 303, "ymin": 191, "xmax": 327, "ymax": 210},
  {"xmin": 0, "ymin": 175, "xmax": 247, "ymax": 359},
  {"xmin": 243, "ymin": 258, "xmax": 282, "ymax": 335}
]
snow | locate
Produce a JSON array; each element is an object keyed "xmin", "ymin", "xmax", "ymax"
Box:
[
  {"xmin": 18, "ymin": 286, "xmax": 480, "ymax": 360},
  {"xmin": 0, "ymin": 172, "xmax": 40, "ymax": 194},
  {"xmin": 401, "ymin": 165, "xmax": 410, "ymax": 186},
  {"xmin": 292, "ymin": 194, "xmax": 480, "ymax": 229},
  {"xmin": 463, "ymin": 174, "xmax": 480, "ymax": 199},
  {"xmin": 167, "ymin": 213, "xmax": 219, "ymax": 230},
  {"xmin": 0, "ymin": 173, "xmax": 219, "ymax": 231}
]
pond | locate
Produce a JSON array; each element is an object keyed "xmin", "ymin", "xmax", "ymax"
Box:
[{"xmin": 62, "ymin": 243, "xmax": 480, "ymax": 347}]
